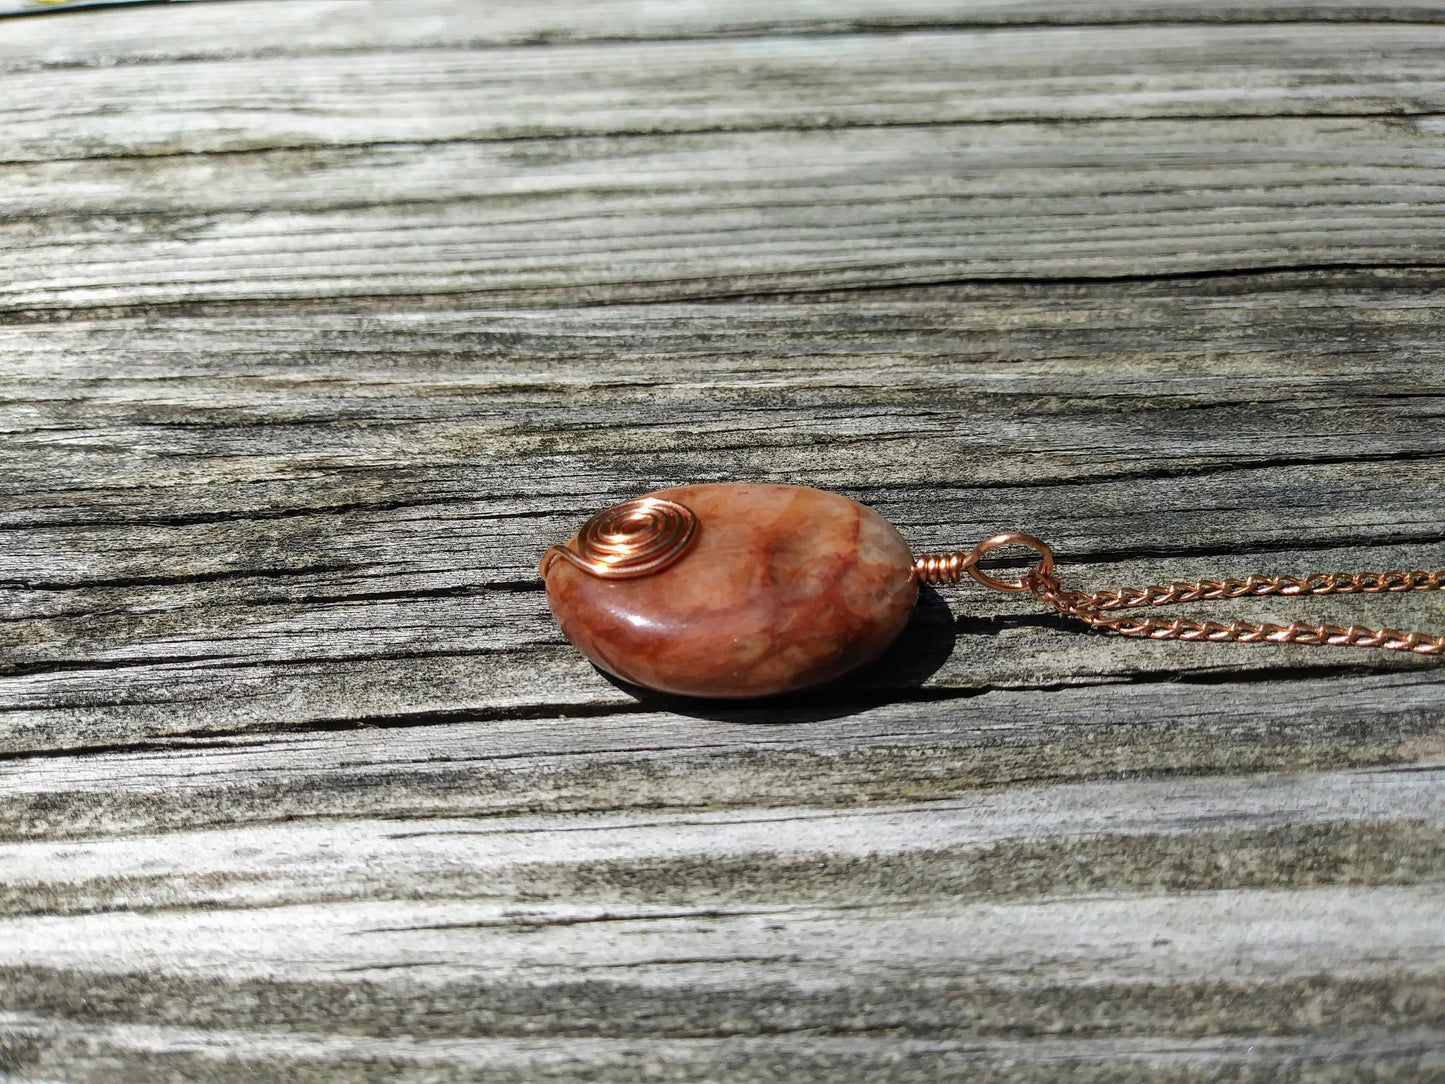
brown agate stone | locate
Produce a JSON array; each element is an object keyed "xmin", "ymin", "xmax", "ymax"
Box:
[{"xmin": 541, "ymin": 484, "xmax": 918, "ymax": 698}]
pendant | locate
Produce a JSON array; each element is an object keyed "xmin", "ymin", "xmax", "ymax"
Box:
[
  {"xmin": 541, "ymin": 485, "xmax": 1445, "ymax": 699},
  {"xmin": 539, "ymin": 484, "xmax": 918, "ymax": 698}
]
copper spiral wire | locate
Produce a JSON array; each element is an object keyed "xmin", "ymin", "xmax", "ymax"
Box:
[
  {"xmin": 913, "ymin": 551, "xmax": 970, "ymax": 585},
  {"xmin": 918, "ymin": 535, "xmax": 1444, "ymax": 656},
  {"xmin": 539, "ymin": 497, "xmax": 698, "ymax": 580}
]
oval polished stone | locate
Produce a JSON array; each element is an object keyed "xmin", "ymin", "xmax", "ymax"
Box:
[{"xmin": 542, "ymin": 483, "xmax": 918, "ymax": 698}]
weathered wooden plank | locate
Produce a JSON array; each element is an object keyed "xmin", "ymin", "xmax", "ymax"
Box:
[
  {"xmin": 2, "ymin": 669, "xmax": 1442, "ymax": 838},
  {"xmin": 7, "ymin": 883, "xmax": 1441, "ymax": 987},
  {"xmin": 6, "ymin": 22, "xmax": 1443, "ymax": 166},
  {"xmin": 4, "ymin": 768, "xmax": 1439, "ymax": 896},
  {"xmin": 3, "ymin": 533, "xmax": 1443, "ymax": 746},
  {"xmin": 4, "ymin": 1022, "xmax": 1441, "ymax": 1084},
  {"xmin": 2, "ymin": 285, "xmax": 1440, "ymax": 750},
  {"xmin": 0, "ymin": 888, "xmax": 1439, "ymax": 1058},
  {"xmin": 4, "ymin": 117, "xmax": 1442, "ymax": 312},
  {"xmin": 2, "ymin": 1022, "xmax": 1441, "ymax": 1084},
  {"xmin": 6, "ymin": 285, "xmax": 1444, "ymax": 500},
  {"xmin": 5, "ymin": 0, "xmax": 1445, "ymax": 60},
  {"xmin": 2, "ymin": 769, "xmax": 1441, "ymax": 1075}
]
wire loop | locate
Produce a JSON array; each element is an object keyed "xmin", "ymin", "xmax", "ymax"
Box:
[{"xmin": 913, "ymin": 533, "xmax": 1054, "ymax": 591}]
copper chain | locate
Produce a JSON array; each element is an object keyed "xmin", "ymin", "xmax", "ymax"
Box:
[{"xmin": 914, "ymin": 534, "xmax": 1445, "ymax": 656}]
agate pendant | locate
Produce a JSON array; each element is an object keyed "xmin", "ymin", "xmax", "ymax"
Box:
[
  {"xmin": 539, "ymin": 484, "xmax": 918, "ymax": 698},
  {"xmin": 543, "ymin": 487, "xmax": 1445, "ymax": 691}
]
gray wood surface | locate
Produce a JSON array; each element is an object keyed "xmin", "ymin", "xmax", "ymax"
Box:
[{"xmin": 1, "ymin": 1, "xmax": 1442, "ymax": 1081}]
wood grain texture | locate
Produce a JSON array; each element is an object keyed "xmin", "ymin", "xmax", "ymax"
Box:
[
  {"xmin": 5, "ymin": 118, "xmax": 1445, "ymax": 312},
  {"xmin": 0, "ymin": 1, "xmax": 1442, "ymax": 1081},
  {"xmin": 7, "ymin": 0, "xmax": 1445, "ymax": 57}
]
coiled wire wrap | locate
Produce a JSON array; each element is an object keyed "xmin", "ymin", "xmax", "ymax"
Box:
[{"xmin": 539, "ymin": 497, "xmax": 697, "ymax": 580}]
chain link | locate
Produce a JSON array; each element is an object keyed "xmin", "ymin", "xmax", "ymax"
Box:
[
  {"xmin": 915, "ymin": 539, "xmax": 1445, "ymax": 656},
  {"xmin": 1028, "ymin": 567, "xmax": 1445, "ymax": 655}
]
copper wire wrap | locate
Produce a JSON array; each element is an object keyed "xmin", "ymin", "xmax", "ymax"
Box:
[
  {"xmin": 914, "ymin": 533, "xmax": 1054, "ymax": 593},
  {"xmin": 915, "ymin": 538, "xmax": 1445, "ymax": 656},
  {"xmin": 539, "ymin": 497, "xmax": 698, "ymax": 581}
]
